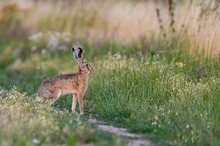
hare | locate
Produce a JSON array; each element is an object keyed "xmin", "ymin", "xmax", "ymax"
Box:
[{"xmin": 38, "ymin": 46, "xmax": 94, "ymax": 115}]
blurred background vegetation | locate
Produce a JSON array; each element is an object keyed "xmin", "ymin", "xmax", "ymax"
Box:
[{"xmin": 1, "ymin": 0, "xmax": 220, "ymax": 86}]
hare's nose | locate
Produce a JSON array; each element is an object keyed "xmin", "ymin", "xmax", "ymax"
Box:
[{"xmin": 91, "ymin": 69, "xmax": 94, "ymax": 75}]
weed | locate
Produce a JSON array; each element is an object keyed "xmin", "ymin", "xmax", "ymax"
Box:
[{"xmin": 0, "ymin": 87, "xmax": 124, "ymax": 145}]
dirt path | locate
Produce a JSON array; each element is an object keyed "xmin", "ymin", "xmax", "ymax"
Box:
[{"xmin": 89, "ymin": 119, "xmax": 154, "ymax": 146}]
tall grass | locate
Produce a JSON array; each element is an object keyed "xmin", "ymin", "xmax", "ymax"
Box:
[{"xmin": 87, "ymin": 55, "xmax": 220, "ymax": 145}]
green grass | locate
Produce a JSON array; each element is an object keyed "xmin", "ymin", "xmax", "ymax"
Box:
[
  {"xmin": 1, "ymin": 40, "xmax": 220, "ymax": 145},
  {"xmin": 87, "ymin": 55, "xmax": 220, "ymax": 145},
  {"xmin": 0, "ymin": 87, "xmax": 126, "ymax": 146}
]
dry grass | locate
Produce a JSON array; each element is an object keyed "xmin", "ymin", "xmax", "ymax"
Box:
[{"xmin": 1, "ymin": 0, "xmax": 220, "ymax": 56}]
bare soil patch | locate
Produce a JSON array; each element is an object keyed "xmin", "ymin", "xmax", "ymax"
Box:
[{"xmin": 89, "ymin": 119, "xmax": 154, "ymax": 146}]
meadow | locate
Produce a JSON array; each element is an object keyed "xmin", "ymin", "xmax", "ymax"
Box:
[{"xmin": 1, "ymin": 0, "xmax": 220, "ymax": 145}]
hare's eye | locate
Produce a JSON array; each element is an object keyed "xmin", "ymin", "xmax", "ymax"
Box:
[{"xmin": 86, "ymin": 64, "xmax": 89, "ymax": 67}]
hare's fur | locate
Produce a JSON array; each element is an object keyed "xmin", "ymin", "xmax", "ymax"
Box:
[{"xmin": 38, "ymin": 47, "xmax": 93, "ymax": 115}]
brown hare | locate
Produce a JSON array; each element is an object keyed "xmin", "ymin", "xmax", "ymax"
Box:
[{"xmin": 38, "ymin": 46, "xmax": 94, "ymax": 115}]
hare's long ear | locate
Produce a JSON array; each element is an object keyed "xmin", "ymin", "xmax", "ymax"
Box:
[
  {"xmin": 78, "ymin": 47, "xmax": 84, "ymax": 61},
  {"xmin": 72, "ymin": 47, "xmax": 79, "ymax": 61}
]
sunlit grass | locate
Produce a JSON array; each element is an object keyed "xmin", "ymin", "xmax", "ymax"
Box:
[
  {"xmin": 86, "ymin": 55, "xmax": 220, "ymax": 145},
  {"xmin": 1, "ymin": 41, "xmax": 220, "ymax": 145},
  {"xmin": 0, "ymin": 87, "xmax": 124, "ymax": 146}
]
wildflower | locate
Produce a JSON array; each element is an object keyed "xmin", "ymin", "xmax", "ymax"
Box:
[
  {"xmin": 32, "ymin": 138, "xmax": 40, "ymax": 144},
  {"xmin": 62, "ymin": 32, "xmax": 71, "ymax": 42},
  {"xmin": 175, "ymin": 62, "xmax": 185, "ymax": 68},
  {"xmin": 113, "ymin": 54, "xmax": 122, "ymax": 59},
  {"xmin": 41, "ymin": 49, "xmax": 47, "ymax": 56},
  {"xmin": 48, "ymin": 33, "xmax": 59, "ymax": 50},
  {"xmin": 28, "ymin": 32, "xmax": 43, "ymax": 42},
  {"xmin": 151, "ymin": 121, "xmax": 157, "ymax": 125}
]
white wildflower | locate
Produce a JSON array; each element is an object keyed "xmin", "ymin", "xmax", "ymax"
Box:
[
  {"xmin": 32, "ymin": 138, "xmax": 40, "ymax": 145},
  {"xmin": 28, "ymin": 32, "xmax": 43, "ymax": 42},
  {"xmin": 113, "ymin": 54, "xmax": 122, "ymax": 59},
  {"xmin": 48, "ymin": 33, "xmax": 59, "ymax": 50}
]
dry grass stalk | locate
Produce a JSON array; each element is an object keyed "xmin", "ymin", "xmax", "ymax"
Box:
[
  {"xmin": 156, "ymin": 7, "xmax": 166, "ymax": 39},
  {"xmin": 168, "ymin": 0, "xmax": 176, "ymax": 33}
]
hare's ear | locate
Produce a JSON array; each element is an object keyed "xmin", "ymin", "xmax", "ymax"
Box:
[
  {"xmin": 72, "ymin": 47, "xmax": 79, "ymax": 60},
  {"xmin": 78, "ymin": 47, "xmax": 84, "ymax": 61}
]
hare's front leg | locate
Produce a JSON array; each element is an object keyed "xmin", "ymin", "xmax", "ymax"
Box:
[
  {"xmin": 72, "ymin": 94, "xmax": 77, "ymax": 114},
  {"xmin": 77, "ymin": 93, "xmax": 84, "ymax": 115}
]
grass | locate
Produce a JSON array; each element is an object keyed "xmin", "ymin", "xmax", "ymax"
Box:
[
  {"xmin": 1, "ymin": 0, "xmax": 220, "ymax": 146},
  {"xmin": 1, "ymin": 42, "xmax": 220, "ymax": 145},
  {"xmin": 0, "ymin": 87, "xmax": 126, "ymax": 146},
  {"xmin": 88, "ymin": 55, "xmax": 220, "ymax": 145}
]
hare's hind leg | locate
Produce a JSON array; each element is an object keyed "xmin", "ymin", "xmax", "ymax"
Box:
[
  {"xmin": 49, "ymin": 88, "xmax": 62, "ymax": 106},
  {"xmin": 72, "ymin": 94, "xmax": 77, "ymax": 114}
]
